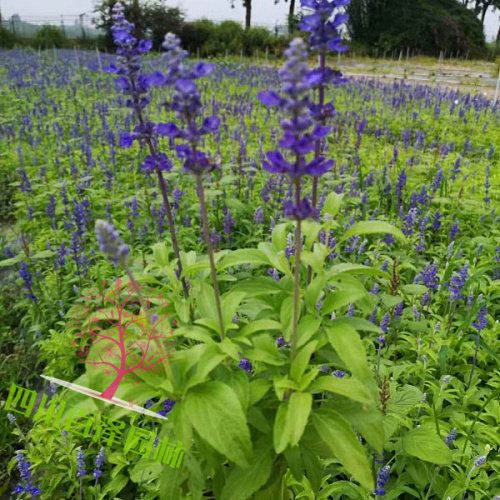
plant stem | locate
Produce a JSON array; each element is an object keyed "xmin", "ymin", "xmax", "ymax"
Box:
[
  {"xmin": 466, "ymin": 330, "xmax": 481, "ymax": 389},
  {"xmin": 423, "ymin": 466, "xmax": 441, "ymax": 500},
  {"xmin": 291, "ymin": 179, "xmax": 303, "ymax": 360},
  {"xmin": 196, "ymin": 174, "xmax": 225, "ymax": 340}
]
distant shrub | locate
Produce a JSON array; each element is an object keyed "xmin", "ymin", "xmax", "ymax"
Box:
[
  {"xmin": 180, "ymin": 19, "xmax": 216, "ymax": 56},
  {"xmin": 0, "ymin": 24, "xmax": 17, "ymax": 48},
  {"xmin": 33, "ymin": 25, "xmax": 68, "ymax": 49},
  {"xmin": 242, "ymin": 27, "xmax": 273, "ymax": 56}
]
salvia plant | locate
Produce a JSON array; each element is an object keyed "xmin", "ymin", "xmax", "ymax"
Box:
[{"xmin": 0, "ymin": 1, "xmax": 499, "ymax": 499}]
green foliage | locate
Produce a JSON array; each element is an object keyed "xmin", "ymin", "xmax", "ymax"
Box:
[
  {"xmin": 347, "ymin": 0, "xmax": 486, "ymax": 57},
  {"xmin": 0, "ymin": 24, "xmax": 17, "ymax": 48},
  {"xmin": 33, "ymin": 25, "xmax": 68, "ymax": 49}
]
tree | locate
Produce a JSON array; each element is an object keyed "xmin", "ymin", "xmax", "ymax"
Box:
[
  {"xmin": 347, "ymin": 0, "xmax": 486, "ymax": 57},
  {"xmin": 33, "ymin": 25, "xmax": 68, "ymax": 49},
  {"xmin": 280, "ymin": 0, "xmax": 297, "ymax": 33},
  {"xmin": 142, "ymin": 3, "xmax": 184, "ymax": 49},
  {"xmin": 229, "ymin": 0, "xmax": 252, "ymax": 29},
  {"xmin": 93, "ymin": 0, "xmax": 184, "ymax": 50},
  {"xmin": 70, "ymin": 278, "xmax": 174, "ymax": 400},
  {"xmin": 461, "ymin": 0, "xmax": 500, "ymax": 28}
]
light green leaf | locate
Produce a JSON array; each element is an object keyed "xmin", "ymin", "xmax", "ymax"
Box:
[
  {"xmin": 152, "ymin": 242, "xmax": 169, "ymax": 267},
  {"xmin": 240, "ymin": 319, "xmax": 282, "ymax": 337},
  {"xmin": 258, "ymin": 242, "xmax": 291, "ymax": 276},
  {"xmin": 221, "ymin": 291, "xmax": 247, "ymax": 327},
  {"xmin": 218, "ymin": 248, "xmax": 270, "ymax": 270},
  {"xmin": 333, "ymin": 317, "xmax": 383, "ymax": 334},
  {"xmin": 0, "ymin": 255, "xmax": 23, "ymax": 267},
  {"xmin": 323, "ymin": 192, "xmax": 344, "ymax": 218},
  {"xmin": 291, "ymin": 340, "xmax": 318, "ymax": 382},
  {"xmin": 340, "ymin": 221, "xmax": 406, "ymax": 243},
  {"xmin": 185, "ymin": 381, "xmax": 252, "ymax": 466},
  {"xmin": 31, "ymin": 250, "xmax": 56, "ymax": 259},
  {"xmin": 312, "ymin": 409, "xmax": 374, "ymax": 490},
  {"xmin": 326, "ymin": 263, "xmax": 390, "ymax": 280},
  {"xmin": 273, "ymin": 402, "xmax": 289, "ymax": 453},
  {"xmin": 308, "ymin": 376, "xmax": 374, "ymax": 405},
  {"xmin": 232, "ymin": 277, "xmax": 284, "ymax": 297},
  {"xmin": 221, "ymin": 441, "xmax": 273, "ymax": 500},
  {"xmin": 288, "ymin": 392, "xmax": 312, "ymax": 447},
  {"xmin": 280, "ymin": 295, "xmax": 295, "ymax": 340},
  {"xmin": 249, "ymin": 379, "xmax": 272, "ymax": 405},
  {"xmin": 272, "ymin": 223, "xmax": 288, "ymax": 253},
  {"xmin": 402, "ymin": 427, "xmax": 452, "ymax": 465},
  {"xmin": 302, "ymin": 221, "xmax": 322, "ymax": 250},
  {"xmin": 326, "ymin": 324, "xmax": 372, "ymax": 384}
]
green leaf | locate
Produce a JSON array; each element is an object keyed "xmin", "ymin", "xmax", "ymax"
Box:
[
  {"xmin": 130, "ymin": 459, "xmax": 163, "ymax": 483},
  {"xmin": 288, "ymin": 392, "xmax": 313, "ymax": 447},
  {"xmin": 152, "ymin": 241, "xmax": 169, "ymax": 267},
  {"xmin": 291, "ymin": 340, "xmax": 318, "ymax": 382},
  {"xmin": 331, "ymin": 399, "xmax": 384, "ymax": 452},
  {"xmin": 197, "ymin": 283, "xmax": 217, "ymax": 321},
  {"xmin": 302, "ymin": 221, "xmax": 322, "ymax": 250},
  {"xmin": 185, "ymin": 381, "xmax": 252, "ymax": 466},
  {"xmin": 402, "ymin": 426, "xmax": 452, "ymax": 465},
  {"xmin": 308, "ymin": 376, "xmax": 374, "ymax": 405},
  {"xmin": 326, "ymin": 263, "xmax": 390, "ymax": 280},
  {"xmin": 273, "ymin": 402, "xmax": 289, "ymax": 454},
  {"xmin": 323, "ymin": 192, "xmax": 344, "ymax": 218},
  {"xmin": 272, "ymin": 223, "xmax": 288, "ymax": 253},
  {"xmin": 31, "ymin": 250, "xmax": 56, "ymax": 259},
  {"xmin": 101, "ymin": 473, "xmax": 129, "ymax": 496},
  {"xmin": 258, "ymin": 242, "xmax": 291, "ymax": 276},
  {"xmin": 340, "ymin": 221, "xmax": 406, "ymax": 243},
  {"xmin": 297, "ymin": 315, "xmax": 321, "ymax": 349},
  {"xmin": 0, "ymin": 254, "xmax": 23, "ymax": 267},
  {"xmin": 218, "ymin": 248, "xmax": 270, "ymax": 270},
  {"xmin": 232, "ymin": 277, "xmax": 284, "ymax": 297},
  {"xmin": 221, "ymin": 440, "xmax": 273, "ymax": 500},
  {"xmin": 326, "ymin": 324, "xmax": 373, "ymax": 384},
  {"xmin": 280, "ymin": 295, "xmax": 294, "ymax": 340},
  {"xmin": 240, "ymin": 319, "xmax": 282, "ymax": 337},
  {"xmin": 312, "ymin": 409, "xmax": 374, "ymax": 490},
  {"xmin": 249, "ymin": 379, "xmax": 272, "ymax": 405},
  {"xmin": 333, "ymin": 317, "xmax": 383, "ymax": 334},
  {"xmin": 221, "ymin": 290, "xmax": 247, "ymax": 327}
]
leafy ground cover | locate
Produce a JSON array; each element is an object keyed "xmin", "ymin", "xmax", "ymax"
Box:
[{"xmin": 0, "ymin": 46, "xmax": 499, "ymax": 499}]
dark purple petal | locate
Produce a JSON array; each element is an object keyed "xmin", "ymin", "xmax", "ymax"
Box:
[
  {"xmin": 202, "ymin": 115, "xmax": 221, "ymax": 132},
  {"xmin": 137, "ymin": 39, "xmax": 153, "ymax": 53},
  {"xmin": 311, "ymin": 124, "xmax": 330, "ymax": 139},
  {"xmin": 258, "ymin": 90, "xmax": 281, "ymax": 106},
  {"xmin": 175, "ymin": 78, "xmax": 196, "ymax": 94},
  {"xmin": 156, "ymin": 122, "xmax": 179, "ymax": 137},
  {"xmin": 119, "ymin": 133, "xmax": 135, "ymax": 148}
]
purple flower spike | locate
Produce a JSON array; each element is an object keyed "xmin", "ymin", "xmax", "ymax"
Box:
[{"xmin": 238, "ymin": 358, "xmax": 253, "ymax": 374}]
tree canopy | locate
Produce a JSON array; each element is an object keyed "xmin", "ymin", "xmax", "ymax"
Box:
[{"xmin": 347, "ymin": 0, "xmax": 486, "ymax": 57}]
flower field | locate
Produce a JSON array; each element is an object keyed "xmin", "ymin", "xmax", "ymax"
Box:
[{"xmin": 0, "ymin": 5, "xmax": 499, "ymax": 499}]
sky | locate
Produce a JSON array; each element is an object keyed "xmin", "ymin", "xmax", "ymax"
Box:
[{"xmin": 0, "ymin": 0, "xmax": 498, "ymax": 40}]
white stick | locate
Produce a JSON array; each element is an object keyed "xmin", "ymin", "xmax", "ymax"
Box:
[
  {"xmin": 494, "ymin": 69, "xmax": 500, "ymax": 106},
  {"xmin": 96, "ymin": 46, "xmax": 102, "ymax": 71}
]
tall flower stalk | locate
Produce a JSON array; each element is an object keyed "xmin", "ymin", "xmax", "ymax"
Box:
[
  {"xmin": 258, "ymin": 38, "xmax": 333, "ymax": 358},
  {"xmin": 106, "ymin": 3, "xmax": 190, "ymax": 303},
  {"xmin": 160, "ymin": 34, "xmax": 225, "ymax": 338},
  {"xmin": 300, "ymin": 0, "xmax": 350, "ymax": 206}
]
